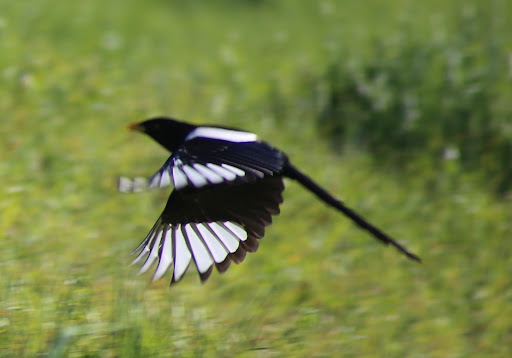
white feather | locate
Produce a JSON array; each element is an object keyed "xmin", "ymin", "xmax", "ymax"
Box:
[
  {"xmin": 185, "ymin": 224, "xmax": 213, "ymax": 273},
  {"xmin": 208, "ymin": 222, "xmax": 240, "ymax": 253},
  {"xmin": 224, "ymin": 222, "xmax": 248, "ymax": 241},
  {"xmin": 132, "ymin": 245, "xmax": 150, "ymax": 265},
  {"xmin": 172, "ymin": 166, "xmax": 188, "ymax": 189},
  {"xmin": 118, "ymin": 176, "xmax": 133, "ymax": 193},
  {"xmin": 193, "ymin": 164, "xmax": 224, "ymax": 184},
  {"xmin": 186, "ymin": 127, "xmax": 258, "ymax": 143},
  {"xmin": 139, "ymin": 229, "xmax": 164, "ymax": 274},
  {"xmin": 160, "ymin": 169, "xmax": 172, "ymax": 187},
  {"xmin": 173, "ymin": 225, "xmax": 192, "ymax": 281},
  {"xmin": 182, "ymin": 165, "xmax": 208, "ymax": 188},
  {"xmin": 221, "ymin": 164, "xmax": 245, "ymax": 177},
  {"xmin": 197, "ymin": 223, "xmax": 229, "ymax": 263},
  {"xmin": 206, "ymin": 163, "xmax": 237, "ymax": 181},
  {"xmin": 152, "ymin": 229, "xmax": 174, "ymax": 281},
  {"xmin": 149, "ymin": 173, "xmax": 161, "ymax": 188}
]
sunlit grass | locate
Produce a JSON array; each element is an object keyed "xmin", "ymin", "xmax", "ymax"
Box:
[{"xmin": 1, "ymin": 0, "xmax": 511, "ymax": 357}]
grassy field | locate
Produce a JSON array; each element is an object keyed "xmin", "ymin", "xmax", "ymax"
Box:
[{"xmin": 1, "ymin": 0, "xmax": 511, "ymax": 356}]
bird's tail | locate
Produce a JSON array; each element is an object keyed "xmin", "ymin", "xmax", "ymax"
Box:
[{"xmin": 283, "ymin": 163, "xmax": 421, "ymax": 262}]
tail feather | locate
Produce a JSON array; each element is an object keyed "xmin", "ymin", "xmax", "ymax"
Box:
[{"xmin": 283, "ymin": 163, "xmax": 421, "ymax": 262}]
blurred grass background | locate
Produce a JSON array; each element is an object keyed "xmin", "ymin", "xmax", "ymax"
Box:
[{"xmin": 1, "ymin": 0, "xmax": 511, "ymax": 356}]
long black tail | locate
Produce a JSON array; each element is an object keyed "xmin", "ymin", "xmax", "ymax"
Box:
[{"xmin": 283, "ymin": 163, "xmax": 421, "ymax": 262}]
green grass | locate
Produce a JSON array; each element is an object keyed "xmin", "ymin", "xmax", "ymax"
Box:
[
  {"xmin": 315, "ymin": 5, "xmax": 512, "ymax": 194},
  {"xmin": 1, "ymin": 0, "xmax": 511, "ymax": 356}
]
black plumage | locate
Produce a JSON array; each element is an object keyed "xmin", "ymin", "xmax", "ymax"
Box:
[{"xmin": 121, "ymin": 117, "xmax": 420, "ymax": 285}]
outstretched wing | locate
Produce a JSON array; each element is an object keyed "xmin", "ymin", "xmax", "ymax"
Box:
[
  {"xmin": 119, "ymin": 138, "xmax": 287, "ymax": 192},
  {"xmin": 131, "ymin": 175, "xmax": 285, "ymax": 283}
]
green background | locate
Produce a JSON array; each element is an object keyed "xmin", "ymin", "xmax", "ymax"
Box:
[{"xmin": 1, "ymin": 0, "xmax": 511, "ymax": 356}]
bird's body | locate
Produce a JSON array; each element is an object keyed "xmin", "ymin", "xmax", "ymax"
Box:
[{"xmin": 121, "ymin": 117, "xmax": 420, "ymax": 284}]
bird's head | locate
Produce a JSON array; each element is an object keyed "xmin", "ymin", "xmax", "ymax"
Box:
[{"xmin": 126, "ymin": 117, "xmax": 196, "ymax": 152}]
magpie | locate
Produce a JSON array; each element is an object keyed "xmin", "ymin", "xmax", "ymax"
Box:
[{"xmin": 120, "ymin": 117, "xmax": 420, "ymax": 284}]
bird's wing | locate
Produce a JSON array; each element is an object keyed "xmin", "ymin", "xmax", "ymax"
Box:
[
  {"xmin": 132, "ymin": 176, "xmax": 285, "ymax": 283},
  {"xmin": 121, "ymin": 138, "xmax": 286, "ymax": 192}
]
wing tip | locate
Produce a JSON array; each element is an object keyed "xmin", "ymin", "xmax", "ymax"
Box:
[{"xmin": 199, "ymin": 265, "xmax": 214, "ymax": 283}]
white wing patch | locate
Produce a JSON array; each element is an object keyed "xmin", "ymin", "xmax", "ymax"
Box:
[
  {"xmin": 196, "ymin": 224, "xmax": 230, "ymax": 262},
  {"xmin": 185, "ymin": 224, "xmax": 213, "ymax": 274},
  {"xmin": 193, "ymin": 164, "xmax": 224, "ymax": 184},
  {"xmin": 186, "ymin": 127, "xmax": 258, "ymax": 143},
  {"xmin": 132, "ymin": 220, "xmax": 248, "ymax": 282},
  {"xmin": 221, "ymin": 164, "xmax": 245, "ymax": 176},
  {"xmin": 160, "ymin": 170, "xmax": 172, "ymax": 187},
  {"xmin": 171, "ymin": 165, "xmax": 188, "ymax": 190},
  {"xmin": 153, "ymin": 230, "xmax": 173, "ymax": 281},
  {"xmin": 173, "ymin": 225, "xmax": 192, "ymax": 282},
  {"xmin": 224, "ymin": 222, "xmax": 248, "ymax": 241},
  {"xmin": 147, "ymin": 158, "xmax": 248, "ymax": 191},
  {"xmin": 209, "ymin": 222, "xmax": 246, "ymax": 252},
  {"xmin": 206, "ymin": 163, "xmax": 238, "ymax": 181},
  {"xmin": 181, "ymin": 165, "xmax": 208, "ymax": 188},
  {"xmin": 137, "ymin": 228, "xmax": 164, "ymax": 273}
]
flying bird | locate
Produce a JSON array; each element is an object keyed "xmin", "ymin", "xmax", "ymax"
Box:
[{"xmin": 120, "ymin": 117, "xmax": 420, "ymax": 284}]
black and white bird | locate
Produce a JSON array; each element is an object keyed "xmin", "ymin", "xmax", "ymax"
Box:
[{"xmin": 120, "ymin": 117, "xmax": 420, "ymax": 284}]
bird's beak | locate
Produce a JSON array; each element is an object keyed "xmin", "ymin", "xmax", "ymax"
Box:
[{"xmin": 126, "ymin": 122, "xmax": 145, "ymax": 132}]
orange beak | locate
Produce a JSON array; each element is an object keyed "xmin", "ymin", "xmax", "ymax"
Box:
[{"xmin": 125, "ymin": 122, "xmax": 145, "ymax": 132}]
